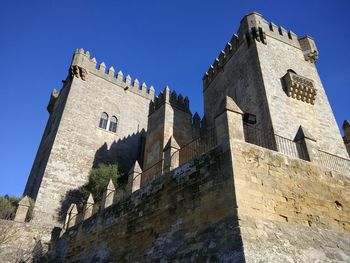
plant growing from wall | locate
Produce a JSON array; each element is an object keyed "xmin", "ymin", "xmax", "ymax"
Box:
[{"xmin": 58, "ymin": 163, "xmax": 126, "ymax": 222}]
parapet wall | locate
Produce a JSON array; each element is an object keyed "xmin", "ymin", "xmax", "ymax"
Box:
[
  {"xmin": 52, "ymin": 147, "xmax": 244, "ymax": 262},
  {"xmin": 232, "ymin": 140, "xmax": 350, "ymax": 262},
  {"xmin": 71, "ymin": 48, "xmax": 155, "ymax": 100},
  {"xmin": 51, "ymin": 140, "xmax": 350, "ymax": 262}
]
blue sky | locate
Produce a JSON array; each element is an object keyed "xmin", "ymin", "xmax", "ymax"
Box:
[{"xmin": 0, "ymin": 0, "xmax": 349, "ymax": 196}]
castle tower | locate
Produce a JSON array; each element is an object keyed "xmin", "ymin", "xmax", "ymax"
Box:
[
  {"xmin": 141, "ymin": 87, "xmax": 193, "ymax": 185},
  {"xmin": 24, "ymin": 49, "xmax": 154, "ymax": 226},
  {"xmin": 203, "ymin": 12, "xmax": 348, "ymax": 158}
]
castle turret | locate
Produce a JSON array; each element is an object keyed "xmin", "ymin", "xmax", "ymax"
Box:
[
  {"xmin": 142, "ymin": 86, "xmax": 193, "ymax": 185},
  {"xmin": 203, "ymin": 12, "xmax": 348, "ymax": 158}
]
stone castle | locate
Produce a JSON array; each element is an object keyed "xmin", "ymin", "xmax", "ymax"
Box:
[{"xmin": 2, "ymin": 12, "xmax": 350, "ymax": 262}]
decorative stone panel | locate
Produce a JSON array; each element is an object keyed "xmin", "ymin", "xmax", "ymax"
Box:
[{"xmin": 283, "ymin": 71, "xmax": 316, "ymax": 104}]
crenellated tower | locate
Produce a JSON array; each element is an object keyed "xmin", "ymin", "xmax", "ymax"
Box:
[
  {"xmin": 24, "ymin": 49, "xmax": 155, "ymax": 226},
  {"xmin": 203, "ymin": 12, "xmax": 348, "ymax": 158},
  {"xmin": 141, "ymin": 86, "xmax": 194, "ymax": 185}
]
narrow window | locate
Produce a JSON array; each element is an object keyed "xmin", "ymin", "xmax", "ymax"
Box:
[
  {"xmin": 109, "ymin": 116, "xmax": 118, "ymax": 133},
  {"xmin": 99, "ymin": 112, "xmax": 108, "ymax": 129}
]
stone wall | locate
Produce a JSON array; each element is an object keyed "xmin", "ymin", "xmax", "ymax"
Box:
[
  {"xmin": 26, "ymin": 50, "xmax": 153, "ymax": 226},
  {"xmin": 256, "ymin": 31, "xmax": 348, "ymax": 158},
  {"xmin": 203, "ymin": 12, "xmax": 348, "ymax": 158},
  {"xmin": 232, "ymin": 140, "xmax": 350, "ymax": 262},
  {"xmin": 0, "ymin": 219, "xmax": 52, "ymax": 263},
  {"xmin": 203, "ymin": 37, "xmax": 273, "ymax": 132},
  {"xmin": 50, "ymin": 140, "xmax": 350, "ymax": 262},
  {"xmin": 51, "ymin": 147, "xmax": 245, "ymax": 262}
]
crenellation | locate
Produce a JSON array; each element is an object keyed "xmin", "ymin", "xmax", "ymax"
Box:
[
  {"xmin": 125, "ymin": 74, "xmax": 132, "ymax": 85},
  {"xmin": 71, "ymin": 49, "xmax": 155, "ymax": 99},
  {"xmin": 17, "ymin": 12, "xmax": 350, "ymax": 263},
  {"xmin": 108, "ymin": 66, "xmax": 115, "ymax": 77},
  {"xmin": 99, "ymin": 62, "xmax": 106, "ymax": 73},
  {"xmin": 149, "ymin": 85, "xmax": 155, "ymax": 97},
  {"xmin": 133, "ymin": 78, "xmax": 139, "ymax": 89},
  {"xmin": 117, "ymin": 70, "xmax": 123, "ymax": 81},
  {"xmin": 141, "ymin": 82, "xmax": 147, "ymax": 93}
]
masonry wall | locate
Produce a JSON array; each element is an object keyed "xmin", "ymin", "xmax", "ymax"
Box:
[
  {"xmin": 51, "ymin": 140, "xmax": 350, "ymax": 262},
  {"xmin": 203, "ymin": 40, "xmax": 273, "ymax": 131},
  {"xmin": 256, "ymin": 35, "xmax": 348, "ymax": 158},
  {"xmin": 26, "ymin": 51, "xmax": 153, "ymax": 226},
  {"xmin": 24, "ymin": 81, "xmax": 71, "ymax": 200},
  {"xmin": 232, "ymin": 141, "xmax": 350, "ymax": 262},
  {"xmin": 142, "ymin": 97, "xmax": 193, "ymax": 185},
  {"xmin": 0, "ymin": 220, "xmax": 52, "ymax": 263},
  {"xmin": 52, "ymin": 148, "xmax": 245, "ymax": 262},
  {"xmin": 204, "ymin": 13, "xmax": 348, "ymax": 159}
]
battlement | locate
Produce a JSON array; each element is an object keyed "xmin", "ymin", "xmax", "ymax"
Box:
[
  {"xmin": 203, "ymin": 12, "xmax": 319, "ymax": 87},
  {"xmin": 202, "ymin": 34, "xmax": 240, "ymax": 88},
  {"xmin": 70, "ymin": 48, "xmax": 155, "ymax": 100},
  {"xmin": 149, "ymin": 86, "xmax": 191, "ymax": 115}
]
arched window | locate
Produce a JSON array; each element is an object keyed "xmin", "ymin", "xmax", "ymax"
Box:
[
  {"xmin": 99, "ymin": 112, "xmax": 108, "ymax": 129},
  {"xmin": 109, "ymin": 116, "xmax": 118, "ymax": 133}
]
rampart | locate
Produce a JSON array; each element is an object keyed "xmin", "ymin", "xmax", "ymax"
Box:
[
  {"xmin": 51, "ymin": 147, "xmax": 244, "ymax": 262},
  {"xmin": 51, "ymin": 138, "xmax": 350, "ymax": 262}
]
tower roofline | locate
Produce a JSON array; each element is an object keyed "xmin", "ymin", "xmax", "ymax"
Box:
[
  {"xmin": 203, "ymin": 13, "xmax": 318, "ymax": 89},
  {"xmin": 71, "ymin": 48, "xmax": 155, "ymax": 100}
]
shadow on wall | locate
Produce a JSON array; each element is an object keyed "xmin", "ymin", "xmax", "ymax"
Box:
[
  {"xmin": 51, "ymin": 147, "xmax": 246, "ymax": 262},
  {"xmin": 93, "ymin": 129, "xmax": 146, "ymax": 172},
  {"xmin": 57, "ymin": 129, "xmax": 146, "ymax": 223}
]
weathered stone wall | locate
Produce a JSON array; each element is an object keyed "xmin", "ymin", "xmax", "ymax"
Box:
[
  {"xmin": 232, "ymin": 140, "xmax": 350, "ymax": 262},
  {"xmin": 26, "ymin": 50, "xmax": 153, "ymax": 226},
  {"xmin": 50, "ymin": 140, "xmax": 350, "ymax": 262},
  {"xmin": 256, "ymin": 31, "xmax": 348, "ymax": 158},
  {"xmin": 51, "ymin": 148, "xmax": 245, "ymax": 262},
  {"xmin": 24, "ymin": 81, "xmax": 71, "ymax": 200},
  {"xmin": 204, "ymin": 12, "xmax": 348, "ymax": 158},
  {"xmin": 203, "ymin": 38, "xmax": 273, "ymax": 131},
  {"xmin": 0, "ymin": 219, "xmax": 52, "ymax": 263},
  {"xmin": 142, "ymin": 90, "xmax": 193, "ymax": 185}
]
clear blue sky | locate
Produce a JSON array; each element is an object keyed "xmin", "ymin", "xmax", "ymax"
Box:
[{"xmin": 0, "ymin": 0, "xmax": 349, "ymax": 196}]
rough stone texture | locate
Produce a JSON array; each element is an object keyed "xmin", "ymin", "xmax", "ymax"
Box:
[
  {"xmin": 0, "ymin": 219, "xmax": 52, "ymax": 263},
  {"xmin": 232, "ymin": 141, "xmax": 350, "ymax": 262},
  {"xmin": 142, "ymin": 89, "xmax": 193, "ymax": 185},
  {"xmin": 256, "ymin": 29, "xmax": 347, "ymax": 158},
  {"xmin": 204, "ymin": 12, "xmax": 348, "ymax": 158},
  {"xmin": 24, "ymin": 51, "xmax": 153, "ymax": 226},
  {"xmin": 49, "ymin": 140, "xmax": 350, "ymax": 262},
  {"xmin": 17, "ymin": 12, "xmax": 350, "ymax": 263},
  {"xmin": 51, "ymin": 148, "xmax": 245, "ymax": 262},
  {"xmin": 14, "ymin": 196, "xmax": 31, "ymax": 222}
]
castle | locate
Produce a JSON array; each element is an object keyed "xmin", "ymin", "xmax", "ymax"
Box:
[{"xmin": 2, "ymin": 12, "xmax": 350, "ymax": 262}]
